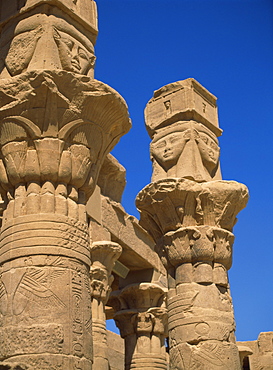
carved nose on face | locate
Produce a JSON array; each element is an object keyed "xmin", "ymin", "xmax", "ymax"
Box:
[
  {"xmin": 73, "ymin": 54, "xmax": 80, "ymax": 62},
  {"xmin": 164, "ymin": 146, "xmax": 171, "ymax": 153}
]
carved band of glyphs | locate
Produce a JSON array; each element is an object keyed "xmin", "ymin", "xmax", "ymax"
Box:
[
  {"xmin": 0, "ymin": 354, "xmax": 92, "ymax": 370},
  {"xmin": 168, "ymin": 311, "xmax": 235, "ymax": 342},
  {"xmin": 0, "ymin": 213, "xmax": 90, "ymax": 265},
  {"xmin": 169, "ymin": 341, "xmax": 241, "ymax": 370},
  {"xmin": 0, "ymin": 254, "xmax": 89, "ymax": 274}
]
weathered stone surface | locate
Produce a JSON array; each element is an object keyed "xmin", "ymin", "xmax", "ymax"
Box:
[
  {"xmin": 97, "ymin": 154, "xmax": 126, "ymax": 203},
  {"xmin": 0, "ymin": 0, "xmax": 98, "ymax": 36},
  {"xmin": 145, "ymin": 78, "xmax": 221, "ymax": 139},
  {"xmin": 238, "ymin": 332, "xmax": 273, "ymax": 370},
  {"xmin": 136, "ymin": 178, "xmax": 247, "ymax": 369},
  {"xmin": 0, "ymin": 362, "xmax": 29, "ymax": 370},
  {"xmin": 0, "ymin": 72, "xmax": 130, "ymax": 191},
  {"xmin": 150, "ymin": 121, "xmax": 221, "ymax": 182},
  {"xmin": 136, "ymin": 178, "xmax": 248, "ymax": 241},
  {"xmin": 145, "ymin": 79, "xmax": 222, "ymax": 183},
  {"xmin": 1, "ymin": 2, "xmax": 268, "ymax": 369},
  {"xmin": 107, "ymin": 330, "xmax": 125, "ymax": 370},
  {"xmin": 0, "ymin": 256, "xmax": 93, "ymax": 368},
  {"xmin": 87, "ymin": 193, "xmax": 166, "ymax": 274}
]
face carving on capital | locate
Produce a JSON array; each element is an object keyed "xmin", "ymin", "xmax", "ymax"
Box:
[
  {"xmin": 53, "ymin": 30, "xmax": 95, "ymax": 75},
  {"xmin": 150, "ymin": 122, "xmax": 220, "ymax": 182},
  {"xmin": 151, "ymin": 131, "xmax": 189, "ymax": 170},
  {"xmin": 1, "ymin": 15, "xmax": 96, "ymax": 77}
]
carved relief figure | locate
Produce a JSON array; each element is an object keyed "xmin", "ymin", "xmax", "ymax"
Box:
[
  {"xmin": 150, "ymin": 121, "xmax": 220, "ymax": 182},
  {"xmin": 0, "ymin": 264, "xmax": 66, "ymax": 323}
]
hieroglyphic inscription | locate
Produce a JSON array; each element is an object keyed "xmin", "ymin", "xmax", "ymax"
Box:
[{"xmin": 71, "ymin": 269, "xmax": 84, "ymax": 358}]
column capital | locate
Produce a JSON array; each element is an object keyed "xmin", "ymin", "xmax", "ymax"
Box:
[
  {"xmin": 90, "ymin": 241, "xmax": 122, "ymax": 304},
  {"xmin": 136, "ymin": 178, "xmax": 248, "ymax": 242},
  {"xmin": 114, "ymin": 309, "xmax": 138, "ymax": 338},
  {"xmin": 0, "ymin": 72, "xmax": 131, "ymax": 200},
  {"xmin": 90, "ymin": 241, "xmax": 122, "ymax": 272},
  {"xmin": 115, "ymin": 282, "xmax": 166, "ymax": 311},
  {"xmin": 148, "ymin": 307, "xmax": 168, "ymax": 336}
]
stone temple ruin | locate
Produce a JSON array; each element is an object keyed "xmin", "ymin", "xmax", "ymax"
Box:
[{"xmin": 0, "ymin": 1, "xmax": 271, "ymax": 369}]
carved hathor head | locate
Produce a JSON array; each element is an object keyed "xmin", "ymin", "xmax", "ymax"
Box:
[
  {"xmin": 150, "ymin": 120, "xmax": 221, "ymax": 182},
  {"xmin": 145, "ymin": 79, "xmax": 222, "ymax": 182},
  {"xmin": 0, "ymin": 0, "xmax": 98, "ymax": 77}
]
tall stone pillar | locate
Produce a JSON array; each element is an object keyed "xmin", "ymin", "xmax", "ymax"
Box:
[
  {"xmin": 0, "ymin": 1, "xmax": 131, "ymax": 369},
  {"xmin": 90, "ymin": 241, "xmax": 122, "ymax": 370},
  {"xmin": 112, "ymin": 283, "xmax": 168, "ymax": 370},
  {"xmin": 136, "ymin": 79, "xmax": 249, "ymax": 370}
]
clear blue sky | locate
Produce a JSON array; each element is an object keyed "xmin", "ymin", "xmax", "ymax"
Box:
[{"xmin": 94, "ymin": 0, "xmax": 273, "ymax": 342}]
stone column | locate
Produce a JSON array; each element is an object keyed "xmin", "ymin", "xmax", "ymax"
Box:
[
  {"xmin": 113, "ymin": 283, "xmax": 168, "ymax": 370},
  {"xmin": 0, "ymin": 2, "xmax": 131, "ymax": 369},
  {"xmin": 136, "ymin": 79, "xmax": 249, "ymax": 370},
  {"xmin": 90, "ymin": 241, "xmax": 122, "ymax": 370}
]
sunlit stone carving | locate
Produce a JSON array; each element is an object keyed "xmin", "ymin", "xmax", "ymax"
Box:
[
  {"xmin": 90, "ymin": 241, "xmax": 122, "ymax": 370},
  {"xmin": 0, "ymin": 0, "xmax": 98, "ymax": 78},
  {"xmin": 113, "ymin": 283, "xmax": 168, "ymax": 370},
  {"xmin": 136, "ymin": 79, "xmax": 248, "ymax": 370},
  {"xmin": 150, "ymin": 122, "xmax": 220, "ymax": 182},
  {"xmin": 145, "ymin": 79, "xmax": 222, "ymax": 183},
  {"xmin": 0, "ymin": 1, "xmax": 131, "ymax": 368}
]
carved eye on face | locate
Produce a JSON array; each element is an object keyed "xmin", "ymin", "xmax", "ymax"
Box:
[
  {"xmin": 150, "ymin": 132, "xmax": 187, "ymax": 170},
  {"xmin": 197, "ymin": 132, "xmax": 220, "ymax": 174},
  {"xmin": 78, "ymin": 47, "xmax": 89, "ymax": 61},
  {"xmin": 210, "ymin": 141, "xmax": 218, "ymax": 151},
  {"xmin": 153, "ymin": 140, "xmax": 166, "ymax": 150}
]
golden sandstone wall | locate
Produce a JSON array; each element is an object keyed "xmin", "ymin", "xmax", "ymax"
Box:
[{"xmin": 0, "ymin": 1, "xmax": 271, "ymax": 370}]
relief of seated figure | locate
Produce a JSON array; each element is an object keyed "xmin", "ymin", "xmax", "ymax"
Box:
[{"xmin": 150, "ymin": 121, "xmax": 221, "ymax": 182}]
